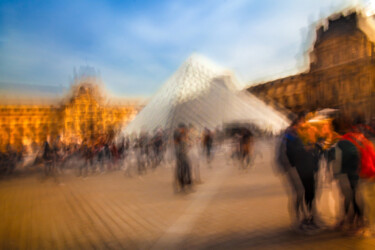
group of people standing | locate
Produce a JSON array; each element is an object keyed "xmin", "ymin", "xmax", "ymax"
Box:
[
  {"xmin": 277, "ymin": 111, "xmax": 375, "ymax": 236},
  {"xmin": 173, "ymin": 124, "xmax": 217, "ymax": 193},
  {"xmin": 172, "ymin": 123, "xmax": 257, "ymax": 193},
  {"xmin": 38, "ymin": 136, "xmax": 128, "ymax": 179}
]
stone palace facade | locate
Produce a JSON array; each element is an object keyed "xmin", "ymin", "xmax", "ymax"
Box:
[{"xmin": 249, "ymin": 11, "xmax": 375, "ymax": 122}]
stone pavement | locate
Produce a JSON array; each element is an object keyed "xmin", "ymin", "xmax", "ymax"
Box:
[{"xmin": 1, "ymin": 139, "xmax": 375, "ymax": 249}]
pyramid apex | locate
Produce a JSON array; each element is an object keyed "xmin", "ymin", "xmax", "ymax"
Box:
[{"xmin": 183, "ymin": 53, "xmax": 224, "ymax": 72}]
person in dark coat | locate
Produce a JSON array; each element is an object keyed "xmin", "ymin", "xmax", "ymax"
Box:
[
  {"xmin": 286, "ymin": 113, "xmax": 320, "ymax": 229},
  {"xmin": 202, "ymin": 128, "xmax": 213, "ymax": 165},
  {"xmin": 330, "ymin": 115, "xmax": 364, "ymax": 233},
  {"xmin": 276, "ymin": 122, "xmax": 305, "ymax": 226},
  {"xmin": 42, "ymin": 140, "xmax": 53, "ymax": 176},
  {"xmin": 174, "ymin": 123, "xmax": 192, "ymax": 193},
  {"xmin": 239, "ymin": 128, "xmax": 253, "ymax": 169}
]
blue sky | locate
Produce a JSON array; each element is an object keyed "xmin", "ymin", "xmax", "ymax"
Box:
[{"xmin": 0, "ymin": 0, "xmax": 370, "ymax": 97}]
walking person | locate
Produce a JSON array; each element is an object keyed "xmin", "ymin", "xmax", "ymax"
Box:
[
  {"xmin": 340, "ymin": 115, "xmax": 375, "ymax": 236},
  {"xmin": 79, "ymin": 142, "xmax": 92, "ymax": 177},
  {"xmin": 174, "ymin": 124, "xmax": 192, "ymax": 193},
  {"xmin": 42, "ymin": 139, "xmax": 53, "ymax": 176},
  {"xmin": 286, "ymin": 113, "xmax": 320, "ymax": 231},
  {"xmin": 276, "ymin": 117, "xmax": 306, "ymax": 228},
  {"xmin": 202, "ymin": 128, "xmax": 213, "ymax": 166},
  {"xmin": 152, "ymin": 129, "xmax": 164, "ymax": 169},
  {"xmin": 329, "ymin": 115, "xmax": 365, "ymax": 235},
  {"xmin": 188, "ymin": 125, "xmax": 202, "ymax": 183},
  {"xmin": 239, "ymin": 128, "xmax": 253, "ymax": 170},
  {"xmin": 42, "ymin": 137, "xmax": 59, "ymax": 183}
]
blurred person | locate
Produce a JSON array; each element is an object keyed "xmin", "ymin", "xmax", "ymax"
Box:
[
  {"xmin": 239, "ymin": 128, "xmax": 254, "ymax": 170},
  {"xmin": 202, "ymin": 128, "xmax": 213, "ymax": 166},
  {"xmin": 174, "ymin": 123, "xmax": 192, "ymax": 193},
  {"xmin": 117, "ymin": 138, "xmax": 125, "ymax": 160},
  {"xmin": 110, "ymin": 142, "xmax": 119, "ymax": 169},
  {"xmin": 329, "ymin": 115, "xmax": 365, "ymax": 235},
  {"xmin": 103, "ymin": 140, "xmax": 112, "ymax": 171},
  {"xmin": 188, "ymin": 125, "xmax": 201, "ymax": 183},
  {"xmin": 229, "ymin": 132, "xmax": 242, "ymax": 163},
  {"xmin": 51, "ymin": 136, "xmax": 63, "ymax": 174},
  {"xmin": 276, "ymin": 115, "xmax": 306, "ymax": 227},
  {"xmin": 152, "ymin": 129, "xmax": 164, "ymax": 169},
  {"xmin": 137, "ymin": 132, "xmax": 148, "ymax": 175},
  {"xmin": 97, "ymin": 142, "xmax": 105, "ymax": 172},
  {"xmin": 0, "ymin": 144, "xmax": 17, "ymax": 175},
  {"xmin": 79, "ymin": 141, "xmax": 92, "ymax": 177},
  {"xmin": 42, "ymin": 137, "xmax": 59, "ymax": 182},
  {"xmin": 123, "ymin": 139, "xmax": 138, "ymax": 177},
  {"xmin": 344, "ymin": 116, "xmax": 375, "ymax": 236},
  {"xmin": 286, "ymin": 112, "xmax": 320, "ymax": 231}
]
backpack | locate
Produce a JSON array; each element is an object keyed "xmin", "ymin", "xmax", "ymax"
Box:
[{"xmin": 341, "ymin": 132, "xmax": 375, "ymax": 179}]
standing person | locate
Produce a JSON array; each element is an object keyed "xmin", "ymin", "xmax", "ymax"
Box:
[
  {"xmin": 329, "ymin": 116, "xmax": 364, "ymax": 234},
  {"xmin": 42, "ymin": 138, "xmax": 53, "ymax": 177},
  {"xmin": 42, "ymin": 137, "xmax": 60, "ymax": 183},
  {"xmin": 137, "ymin": 132, "xmax": 148, "ymax": 175},
  {"xmin": 3, "ymin": 144, "xmax": 17, "ymax": 175},
  {"xmin": 152, "ymin": 129, "xmax": 164, "ymax": 168},
  {"xmin": 343, "ymin": 116, "xmax": 375, "ymax": 236},
  {"xmin": 286, "ymin": 113, "xmax": 320, "ymax": 231},
  {"xmin": 239, "ymin": 128, "xmax": 253, "ymax": 170},
  {"xmin": 174, "ymin": 123, "xmax": 192, "ymax": 193},
  {"xmin": 202, "ymin": 128, "xmax": 213, "ymax": 166},
  {"xmin": 275, "ymin": 118, "xmax": 305, "ymax": 227},
  {"xmin": 188, "ymin": 125, "xmax": 201, "ymax": 183},
  {"xmin": 51, "ymin": 136, "xmax": 62, "ymax": 174},
  {"xmin": 79, "ymin": 141, "xmax": 91, "ymax": 177},
  {"xmin": 104, "ymin": 140, "xmax": 112, "ymax": 171}
]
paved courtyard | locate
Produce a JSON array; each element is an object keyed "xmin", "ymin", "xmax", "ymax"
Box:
[{"xmin": 1, "ymin": 139, "xmax": 375, "ymax": 249}]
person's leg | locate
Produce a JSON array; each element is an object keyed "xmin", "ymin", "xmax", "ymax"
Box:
[
  {"xmin": 301, "ymin": 174, "xmax": 316, "ymax": 222},
  {"xmin": 287, "ymin": 168, "xmax": 305, "ymax": 222},
  {"xmin": 179, "ymin": 163, "xmax": 185, "ymax": 190},
  {"xmin": 336, "ymin": 174, "xmax": 352, "ymax": 229},
  {"xmin": 349, "ymin": 178, "xmax": 363, "ymax": 223},
  {"xmin": 186, "ymin": 160, "xmax": 192, "ymax": 186}
]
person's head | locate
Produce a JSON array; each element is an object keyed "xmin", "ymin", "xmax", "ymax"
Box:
[
  {"xmin": 178, "ymin": 123, "xmax": 186, "ymax": 134},
  {"xmin": 178, "ymin": 123, "xmax": 186, "ymax": 129},
  {"xmin": 331, "ymin": 113, "xmax": 351, "ymax": 134},
  {"xmin": 291, "ymin": 111, "xmax": 306, "ymax": 127}
]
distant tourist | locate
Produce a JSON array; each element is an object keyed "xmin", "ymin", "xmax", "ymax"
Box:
[
  {"xmin": 202, "ymin": 128, "xmax": 213, "ymax": 166},
  {"xmin": 174, "ymin": 123, "xmax": 192, "ymax": 193}
]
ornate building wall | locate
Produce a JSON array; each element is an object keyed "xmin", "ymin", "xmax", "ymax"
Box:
[
  {"xmin": 249, "ymin": 11, "xmax": 375, "ymax": 121},
  {"xmin": 0, "ymin": 83, "xmax": 140, "ymax": 152}
]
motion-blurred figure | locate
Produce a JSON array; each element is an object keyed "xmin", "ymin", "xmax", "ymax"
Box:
[
  {"xmin": 137, "ymin": 132, "xmax": 148, "ymax": 175},
  {"xmin": 329, "ymin": 115, "xmax": 364, "ymax": 235},
  {"xmin": 152, "ymin": 129, "xmax": 164, "ymax": 169},
  {"xmin": 286, "ymin": 113, "xmax": 320, "ymax": 231},
  {"xmin": 174, "ymin": 124, "xmax": 192, "ymax": 193},
  {"xmin": 188, "ymin": 125, "xmax": 201, "ymax": 183},
  {"xmin": 79, "ymin": 141, "xmax": 93, "ymax": 176},
  {"xmin": 239, "ymin": 128, "xmax": 254, "ymax": 170},
  {"xmin": 42, "ymin": 137, "xmax": 59, "ymax": 182},
  {"xmin": 202, "ymin": 128, "xmax": 213, "ymax": 166},
  {"xmin": 0, "ymin": 144, "xmax": 18, "ymax": 175},
  {"xmin": 276, "ymin": 116, "xmax": 305, "ymax": 227}
]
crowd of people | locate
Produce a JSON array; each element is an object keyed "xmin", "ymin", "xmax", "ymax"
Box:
[
  {"xmin": 0, "ymin": 145, "xmax": 22, "ymax": 175},
  {"xmin": 34, "ymin": 131, "xmax": 169, "ymax": 180},
  {"xmin": 4, "ymin": 110, "xmax": 375, "ymax": 238},
  {"xmin": 277, "ymin": 111, "xmax": 375, "ymax": 236},
  {"xmin": 0, "ymin": 123, "xmax": 257, "ymax": 188}
]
